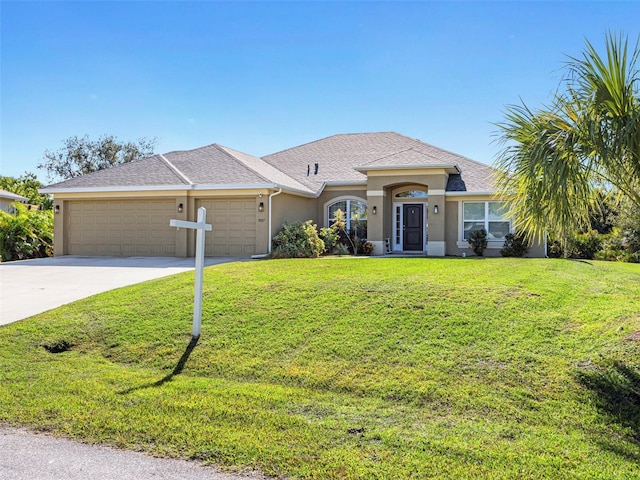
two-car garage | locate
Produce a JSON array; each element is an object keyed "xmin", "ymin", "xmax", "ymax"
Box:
[{"xmin": 63, "ymin": 198, "xmax": 257, "ymax": 257}]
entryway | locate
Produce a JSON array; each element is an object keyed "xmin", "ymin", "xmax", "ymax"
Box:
[{"xmin": 402, "ymin": 204, "xmax": 424, "ymax": 251}]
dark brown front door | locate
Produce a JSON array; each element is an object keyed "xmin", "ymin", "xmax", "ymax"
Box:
[{"xmin": 403, "ymin": 204, "xmax": 423, "ymax": 251}]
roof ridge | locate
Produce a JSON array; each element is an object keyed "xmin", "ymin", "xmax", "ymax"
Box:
[
  {"xmin": 219, "ymin": 144, "xmax": 311, "ymax": 189},
  {"xmin": 158, "ymin": 154, "xmax": 193, "ymax": 185},
  {"xmin": 262, "ymin": 132, "xmax": 397, "ymax": 159},
  {"xmin": 211, "ymin": 144, "xmax": 273, "ymax": 184},
  {"xmin": 363, "ymin": 146, "xmax": 438, "ymax": 166}
]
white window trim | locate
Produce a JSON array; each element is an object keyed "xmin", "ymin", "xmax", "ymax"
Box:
[
  {"xmin": 324, "ymin": 196, "xmax": 367, "ymax": 231},
  {"xmin": 457, "ymin": 201, "xmax": 512, "ymax": 248}
]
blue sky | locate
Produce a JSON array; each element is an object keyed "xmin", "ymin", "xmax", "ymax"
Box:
[{"xmin": 1, "ymin": 1, "xmax": 639, "ymax": 181}]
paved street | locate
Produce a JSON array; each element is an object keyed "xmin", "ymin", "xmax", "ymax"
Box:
[{"xmin": 0, "ymin": 427, "xmax": 267, "ymax": 480}]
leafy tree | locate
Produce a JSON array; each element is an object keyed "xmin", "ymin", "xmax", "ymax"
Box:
[
  {"xmin": 0, "ymin": 173, "xmax": 53, "ymax": 209},
  {"xmin": 494, "ymin": 33, "xmax": 640, "ymax": 245},
  {"xmin": 39, "ymin": 134, "xmax": 157, "ymax": 182}
]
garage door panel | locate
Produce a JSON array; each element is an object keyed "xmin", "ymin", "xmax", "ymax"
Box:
[
  {"xmin": 197, "ymin": 198, "xmax": 256, "ymax": 257},
  {"xmin": 66, "ymin": 200, "xmax": 176, "ymax": 256}
]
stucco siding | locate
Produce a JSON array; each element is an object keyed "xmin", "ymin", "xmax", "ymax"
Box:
[{"xmin": 271, "ymin": 193, "xmax": 317, "ymax": 236}]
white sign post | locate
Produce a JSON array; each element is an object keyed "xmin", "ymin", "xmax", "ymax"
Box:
[{"xmin": 170, "ymin": 206, "xmax": 212, "ymax": 338}]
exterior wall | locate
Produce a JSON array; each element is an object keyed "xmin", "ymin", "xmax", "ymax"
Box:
[
  {"xmin": 270, "ymin": 193, "xmax": 317, "ymax": 247},
  {"xmin": 445, "ymin": 197, "xmax": 546, "ymax": 258},
  {"xmin": 49, "ymin": 181, "xmax": 548, "ymax": 259}
]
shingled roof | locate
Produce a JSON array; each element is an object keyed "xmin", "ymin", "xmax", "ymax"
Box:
[
  {"xmin": 262, "ymin": 132, "xmax": 497, "ymax": 193},
  {"xmin": 43, "ymin": 144, "xmax": 313, "ymax": 194},
  {"xmin": 42, "ymin": 132, "xmax": 497, "ymax": 195}
]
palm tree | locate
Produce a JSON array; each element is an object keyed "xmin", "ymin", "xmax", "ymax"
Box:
[{"xmin": 494, "ymin": 33, "xmax": 640, "ymax": 245}]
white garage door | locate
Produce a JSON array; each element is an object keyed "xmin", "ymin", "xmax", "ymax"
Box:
[
  {"xmin": 196, "ymin": 199, "xmax": 256, "ymax": 256},
  {"xmin": 66, "ymin": 200, "xmax": 176, "ymax": 256}
]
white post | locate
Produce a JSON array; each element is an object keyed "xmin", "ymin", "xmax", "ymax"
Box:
[
  {"xmin": 192, "ymin": 207, "xmax": 206, "ymax": 337},
  {"xmin": 169, "ymin": 206, "xmax": 212, "ymax": 338}
]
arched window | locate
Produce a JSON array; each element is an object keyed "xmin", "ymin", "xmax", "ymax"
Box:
[
  {"xmin": 394, "ymin": 190, "xmax": 428, "ymax": 198},
  {"xmin": 327, "ymin": 199, "xmax": 367, "ymax": 238}
]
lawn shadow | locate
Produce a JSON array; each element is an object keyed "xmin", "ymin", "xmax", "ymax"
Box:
[
  {"xmin": 119, "ymin": 336, "xmax": 199, "ymax": 394},
  {"xmin": 576, "ymin": 360, "xmax": 640, "ymax": 460}
]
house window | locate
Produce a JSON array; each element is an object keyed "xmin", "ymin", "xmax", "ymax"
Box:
[
  {"xmin": 395, "ymin": 190, "xmax": 428, "ymax": 198},
  {"xmin": 463, "ymin": 202, "xmax": 511, "ymax": 240},
  {"xmin": 328, "ymin": 199, "xmax": 367, "ymax": 238}
]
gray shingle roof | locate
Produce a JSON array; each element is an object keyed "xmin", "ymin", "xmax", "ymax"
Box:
[
  {"xmin": 43, "ymin": 155, "xmax": 189, "ymax": 189},
  {"xmin": 262, "ymin": 132, "xmax": 497, "ymax": 193},
  {"xmin": 43, "ymin": 144, "xmax": 314, "ymax": 194},
  {"xmin": 42, "ymin": 132, "xmax": 496, "ymax": 194}
]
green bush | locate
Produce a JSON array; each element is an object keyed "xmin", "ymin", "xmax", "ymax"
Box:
[
  {"xmin": 566, "ymin": 230, "xmax": 602, "ymax": 260},
  {"xmin": 595, "ymin": 229, "xmax": 640, "ymax": 263},
  {"xmin": 500, "ymin": 232, "xmax": 529, "ymax": 257},
  {"xmin": 0, "ymin": 204, "xmax": 53, "ymax": 262},
  {"xmin": 468, "ymin": 229, "xmax": 487, "ymax": 256},
  {"xmin": 319, "ymin": 225, "xmax": 339, "ymax": 254},
  {"xmin": 271, "ymin": 221, "xmax": 325, "ymax": 258}
]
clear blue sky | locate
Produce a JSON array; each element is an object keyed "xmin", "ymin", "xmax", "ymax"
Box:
[{"xmin": 1, "ymin": 1, "xmax": 639, "ymax": 181}]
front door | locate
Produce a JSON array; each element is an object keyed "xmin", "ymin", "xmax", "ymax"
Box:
[{"xmin": 403, "ymin": 204, "xmax": 424, "ymax": 251}]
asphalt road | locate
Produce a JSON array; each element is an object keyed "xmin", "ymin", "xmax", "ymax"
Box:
[{"xmin": 0, "ymin": 427, "xmax": 269, "ymax": 480}]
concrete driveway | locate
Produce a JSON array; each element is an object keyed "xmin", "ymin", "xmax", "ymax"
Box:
[{"xmin": 0, "ymin": 256, "xmax": 240, "ymax": 326}]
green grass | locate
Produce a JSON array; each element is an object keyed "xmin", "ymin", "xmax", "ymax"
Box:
[{"xmin": 1, "ymin": 258, "xmax": 640, "ymax": 479}]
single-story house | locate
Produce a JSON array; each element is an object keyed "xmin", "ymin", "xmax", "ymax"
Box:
[
  {"xmin": 41, "ymin": 132, "xmax": 545, "ymax": 257},
  {"xmin": 0, "ymin": 189, "xmax": 28, "ymax": 213}
]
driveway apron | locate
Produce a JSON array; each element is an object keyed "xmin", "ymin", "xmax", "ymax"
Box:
[{"xmin": 0, "ymin": 256, "xmax": 240, "ymax": 326}]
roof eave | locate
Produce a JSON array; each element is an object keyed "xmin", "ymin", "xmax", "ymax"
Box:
[
  {"xmin": 354, "ymin": 164, "xmax": 460, "ymax": 174},
  {"xmin": 40, "ymin": 183, "xmax": 316, "ymax": 197},
  {"xmin": 445, "ymin": 190, "xmax": 497, "ymax": 196}
]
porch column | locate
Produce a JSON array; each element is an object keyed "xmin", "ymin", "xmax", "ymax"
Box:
[
  {"xmin": 427, "ymin": 192, "xmax": 446, "ymax": 256},
  {"xmin": 53, "ymin": 198, "xmax": 65, "ymax": 256},
  {"xmin": 367, "ymin": 191, "xmax": 385, "ymax": 255}
]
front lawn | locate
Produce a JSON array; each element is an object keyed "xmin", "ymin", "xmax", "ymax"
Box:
[{"xmin": 1, "ymin": 258, "xmax": 639, "ymax": 478}]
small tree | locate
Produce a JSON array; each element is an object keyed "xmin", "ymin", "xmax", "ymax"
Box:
[{"xmin": 468, "ymin": 229, "xmax": 488, "ymax": 256}]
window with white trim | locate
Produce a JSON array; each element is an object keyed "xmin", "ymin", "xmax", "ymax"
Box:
[
  {"xmin": 463, "ymin": 202, "xmax": 511, "ymax": 240},
  {"xmin": 328, "ymin": 199, "xmax": 367, "ymax": 238}
]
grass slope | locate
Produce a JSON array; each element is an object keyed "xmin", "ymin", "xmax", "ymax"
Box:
[{"xmin": 1, "ymin": 258, "xmax": 639, "ymax": 479}]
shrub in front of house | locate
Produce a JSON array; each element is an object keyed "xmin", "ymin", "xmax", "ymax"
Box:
[
  {"xmin": 500, "ymin": 232, "xmax": 529, "ymax": 257},
  {"xmin": 319, "ymin": 225, "xmax": 340, "ymax": 254},
  {"xmin": 0, "ymin": 204, "xmax": 53, "ymax": 262},
  {"xmin": 359, "ymin": 241, "xmax": 375, "ymax": 255},
  {"xmin": 468, "ymin": 228, "xmax": 488, "ymax": 256},
  {"xmin": 271, "ymin": 221, "xmax": 325, "ymax": 258}
]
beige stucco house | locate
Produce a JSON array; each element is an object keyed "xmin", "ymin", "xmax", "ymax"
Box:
[{"xmin": 41, "ymin": 132, "xmax": 545, "ymax": 258}]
